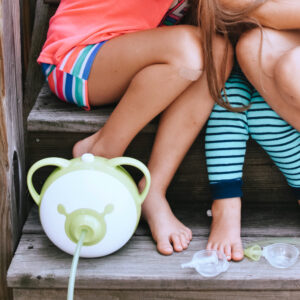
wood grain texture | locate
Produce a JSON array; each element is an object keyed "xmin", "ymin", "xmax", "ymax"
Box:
[
  {"xmin": 12, "ymin": 288, "xmax": 300, "ymax": 300},
  {"xmin": 21, "ymin": 0, "xmax": 35, "ymax": 73},
  {"xmin": 0, "ymin": 0, "xmax": 26, "ymax": 298},
  {"xmin": 7, "ymin": 234, "xmax": 300, "ymax": 291},
  {"xmin": 27, "ymin": 129, "xmax": 295, "ymax": 204},
  {"xmin": 28, "ymin": 84, "xmax": 157, "ymax": 133},
  {"xmin": 23, "ymin": 202, "xmax": 300, "ymax": 237},
  {"xmin": 0, "ymin": 74, "xmax": 13, "ymax": 300},
  {"xmin": 44, "ymin": 0, "xmax": 60, "ymax": 4},
  {"xmin": 23, "ymin": 1, "xmax": 52, "ymax": 121}
]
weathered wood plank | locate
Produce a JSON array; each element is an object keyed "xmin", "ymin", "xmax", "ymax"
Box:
[
  {"xmin": 0, "ymin": 94, "xmax": 12, "ymax": 300},
  {"xmin": 7, "ymin": 234, "xmax": 300, "ymax": 290},
  {"xmin": 28, "ymin": 84, "xmax": 157, "ymax": 133},
  {"xmin": 23, "ymin": 202, "xmax": 300, "ymax": 237},
  {"xmin": 23, "ymin": 1, "xmax": 55, "ymax": 121},
  {"xmin": 12, "ymin": 288, "xmax": 300, "ymax": 300},
  {"xmin": 2, "ymin": 0, "xmax": 27, "ymax": 241},
  {"xmin": 27, "ymin": 85, "xmax": 297, "ymax": 203},
  {"xmin": 0, "ymin": 0, "xmax": 26, "ymax": 298},
  {"xmin": 44, "ymin": 0, "xmax": 60, "ymax": 4},
  {"xmin": 21, "ymin": 0, "xmax": 37, "ymax": 74},
  {"xmin": 27, "ymin": 129, "xmax": 295, "ymax": 203}
]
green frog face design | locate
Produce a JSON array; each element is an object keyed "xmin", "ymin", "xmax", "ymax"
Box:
[{"xmin": 57, "ymin": 204, "xmax": 114, "ymax": 246}]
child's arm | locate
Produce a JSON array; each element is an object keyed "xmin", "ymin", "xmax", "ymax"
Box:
[
  {"xmin": 220, "ymin": 0, "xmax": 300, "ymax": 30},
  {"xmin": 250, "ymin": 0, "xmax": 300, "ymax": 30}
]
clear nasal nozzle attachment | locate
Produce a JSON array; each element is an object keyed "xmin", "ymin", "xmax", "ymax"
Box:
[
  {"xmin": 181, "ymin": 250, "xmax": 229, "ymax": 277},
  {"xmin": 244, "ymin": 243, "xmax": 299, "ymax": 269}
]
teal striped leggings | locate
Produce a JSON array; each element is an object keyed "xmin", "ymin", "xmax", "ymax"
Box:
[{"xmin": 205, "ymin": 66, "xmax": 300, "ymax": 200}]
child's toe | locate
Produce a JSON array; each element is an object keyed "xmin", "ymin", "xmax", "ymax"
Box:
[
  {"xmin": 206, "ymin": 241, "xmax": 213, "ymax": 250},
  {"xmin": 156, "ymin": 236, "xmax": 173, "ymax": 255},
  {"xmin": 171, "ymin": 234, "xmax": 183, "ymax": 252},
  {"xmin": 212, "ymin": 243, "xmax": 219, "ymax": 251},
  {"xmin": 232, "ymin": 243, "xmax": 244, "ymax": 261},
  {"xmin": 185, "ymin": 228, "xmax": 193, "ymax": 240},
  {"xmin": 180, "ymin": 235, "xmax": 188, "ymax": 249},
  {"xmin": 182, "ymin": 229, "xmax": 192, "ymax": 241},
  {"xmin": 224, "ymin": 244, "xmax": 231, "ymax": 260}
]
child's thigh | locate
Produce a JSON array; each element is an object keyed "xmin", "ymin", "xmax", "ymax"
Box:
[
  {"xmin": 273, "ymin": 45, "xmax": 300, "ymax": 100},
  {"xmin": 87, "ymin": 25, "xmax": 203, "ymax": 105},
  {"xmin": 236, "ymin": 28, "xmax": 300, "ymax": 77}
]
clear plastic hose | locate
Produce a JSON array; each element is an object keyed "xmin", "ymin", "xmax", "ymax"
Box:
[{"xmin": 67, "ymin": 230, "xmax": 86, "ymax": 300}]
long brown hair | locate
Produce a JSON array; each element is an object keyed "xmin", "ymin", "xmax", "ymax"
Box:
[{"xmin": 196, "ymin": 0, "xmax": 266, "ymax": 111}]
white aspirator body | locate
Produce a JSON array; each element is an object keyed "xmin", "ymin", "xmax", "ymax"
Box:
[{"xmin": 27, "ymin": 154, "xmax": 151, "ymax": 258}]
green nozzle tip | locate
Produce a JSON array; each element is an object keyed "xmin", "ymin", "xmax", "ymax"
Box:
[{"xmin": 244, "ymin": 244, "xmax": 262, "ymax": 261}]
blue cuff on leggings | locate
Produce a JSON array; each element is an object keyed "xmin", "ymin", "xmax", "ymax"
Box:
[
  {"xmin": 291, "ymin": 187, "xmax": 300, "ymax": 199},
  {"xmin": 210, "ymin": 179, "xmax": 243, "ymax": 200}
]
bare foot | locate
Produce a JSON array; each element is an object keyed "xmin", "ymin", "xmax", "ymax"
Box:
[
  {"xmin": 140, "ymin": 182, "xmax": 192, "ymax": 255},
  {"xmin": 72, "ymin": 130, "xmax": 102, "ymax": 157},
  {"xmin": 206, "ymin": 197, "xmax": 244, "ymax": 261}
]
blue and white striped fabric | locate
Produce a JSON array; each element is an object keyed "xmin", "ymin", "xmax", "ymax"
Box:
[
  {"xmin": 249, "ymin": 91, "xmax": 300, "ymax": 189},
  {"xmin": 41, "ymin": 41, "xmax": 106, "ymax": 110},
  {"xmin": 205, "ymin": 66, "xmax": 300, "ymax": 200}
]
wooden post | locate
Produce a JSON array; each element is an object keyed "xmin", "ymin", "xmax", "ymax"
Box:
[
  {"xmin": 23, "ymin": 0, "xmax": 50, "ymax": 120},
  {"xmin": 0, "ymin": 0, "xmax": 26, "ymax": 298}
]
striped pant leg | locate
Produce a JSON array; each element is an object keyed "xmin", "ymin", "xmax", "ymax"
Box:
[
  {"xmin": 205, "ymin": 70, "xmax": 252, "ymax": 200},
  {"xmin": 248, "ymin": 90, "xmax": 300, "ymax": 199}
]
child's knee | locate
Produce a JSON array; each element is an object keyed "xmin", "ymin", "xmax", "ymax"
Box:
[
  {"xmin": 236, "ymin": 28, "xmax": 261, "ymax": 69},
  {"xmin": 169, "ymin": 26, "xmax": 204, "ymax": 77},
  {"xmin": 274, "ymin": 47, "xmax": 300, "ymax": 107},
  {"xmin": 169, "ymin": 26, "xmax": 232, "ymax": 82},
  {"xmin": 236, "ymin": 28, "xmax": 276, "ymax": 75},
  {"xmin": 237, "ymin": 28, "xmax": 287, "ymax": 77}
]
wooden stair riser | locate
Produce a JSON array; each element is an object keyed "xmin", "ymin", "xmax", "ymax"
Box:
[
  {"xmin": 8, "ymin": 235, "xmax": 300, "ymax": 291},
  {"xmin": 12, "ymin": 289, "xmax": 300, "ymax": 300},
  {"xmin": 28, "ymin": 131, "xmax": 294, "ymax": 204}
]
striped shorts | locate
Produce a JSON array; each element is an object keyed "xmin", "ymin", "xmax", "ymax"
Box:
[
  {"xmin": 41, "ymin": 41, "xmax": 106, "ymax": 110},
  {"xmin": 41, "ymin": 1, "xmax": 190, "ymax": 110}
]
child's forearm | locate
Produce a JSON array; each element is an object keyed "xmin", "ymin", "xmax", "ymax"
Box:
[
  {"xmin": 220, "ymin": 0, "xmax": 300, "ymax": 30},
  {"xmin": 251, "ymin": 0, "xmax": 300, "ymax": 30}
]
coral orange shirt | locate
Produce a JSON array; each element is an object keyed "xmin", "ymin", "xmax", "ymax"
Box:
[{"xmin": 38, "ymin": 0, "xmax": 174, "ymax": 65}]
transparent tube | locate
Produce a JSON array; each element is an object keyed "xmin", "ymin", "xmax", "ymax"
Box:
[{"xmin": 67, "ymin": 230, "xmax": 86, "ymax": 300}]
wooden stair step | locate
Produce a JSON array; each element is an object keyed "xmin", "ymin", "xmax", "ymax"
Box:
[
  {"xmin": 27, "ymin": 84, "xmax": 295, "ymax": 204},
  {"xmin": 10, "ymin": 289, "xmax": 300, "ymax": 300},
  {"xmin": 7, "ymin": 203, "xmax": 300, "ymax": 299},
  {"xmin": 27, "ymin": 84, "xmax": 156, "ymax": 133},
  {"xmin": 8, "ymin": 235, "xmax": 300, "ymax": 290},
  {"xmin": 23, "ymin": 202, "xmax": 300, "ymax": 238}
]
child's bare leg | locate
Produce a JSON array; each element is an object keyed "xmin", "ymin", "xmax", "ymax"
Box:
[
  {"xmin": 236, "ymin": 28, "xmax": 300, "ymax": 131},
  {"xmin": 73, "ymin": 25, "xmax": 203, "ymax": 157},
  {"xmin": 139, "ymin": 36, "xmax": 233, "ymax": 255},
  {"xmin": 205, "ymin": 68, "xmax": 252, "ymax": 261},
  {"xmin": 140, "ymin": 73, "xmax": 215, "ymax": 255},
  {"xmin": 207, "ymin": 198, "xmax": 243, "ymax": 261}
]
